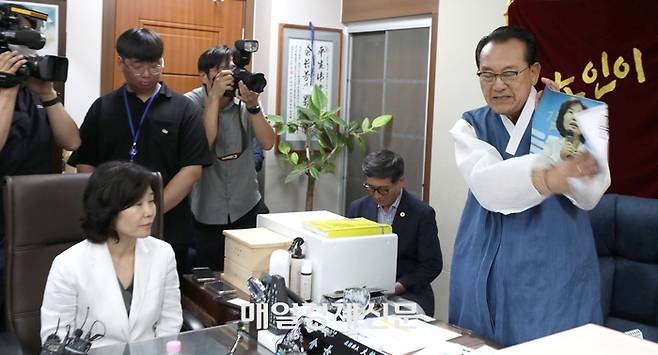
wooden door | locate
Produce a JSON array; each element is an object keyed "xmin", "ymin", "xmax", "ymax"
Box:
[{"xmin": 113, "ymin": 0, "xmax": 246, "ymax": 94}]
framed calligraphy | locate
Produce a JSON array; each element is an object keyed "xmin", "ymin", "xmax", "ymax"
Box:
[{"xmin": 276, "ymin": 24, "xmax": 343, "ymax": 146}]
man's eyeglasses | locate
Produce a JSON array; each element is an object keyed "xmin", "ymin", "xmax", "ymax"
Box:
[
  {"xmin": 477, "ymin": 67, "xmax": 530, "ymax": 84},
  {"xmin": 362, "ymin": 183, "xmax": 391, "ymax": 195},
  {"xmin": 121, "ymin": 58, "xmax": 163, "ymax": 77}
]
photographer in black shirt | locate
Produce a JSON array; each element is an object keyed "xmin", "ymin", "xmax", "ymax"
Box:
[{"xmin": 0, "ymin": 13, "xmax": 80, "ymax": 330}]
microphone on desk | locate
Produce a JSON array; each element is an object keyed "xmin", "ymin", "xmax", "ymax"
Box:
[
  {"xmin": 41, "ymin": 318, "xmax": 65, "ymax": 355},
  {"xmin": 40, "ymin": 308, "xmax": 105, "ymax": 355},
  {"xmin": 40, "ymin": 323, "xmax": 92, "ymax": 355},
  {"xmin": 64, "ymin": 307, "xmax": 93, "ymax": 354}
]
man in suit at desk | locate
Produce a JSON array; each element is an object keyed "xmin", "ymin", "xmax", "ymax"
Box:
[{"xmin": 347, "ymin": 150, "xmax": 443, "ymax": 316}]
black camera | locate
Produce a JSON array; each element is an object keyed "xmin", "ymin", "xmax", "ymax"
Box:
[
  {"xmin": 0, "ymin": 4, "xmax": 68, "ymax": 88},
  {"xmin": 225, "ymin": 39, "xmax": 267, "ymax": 97}
]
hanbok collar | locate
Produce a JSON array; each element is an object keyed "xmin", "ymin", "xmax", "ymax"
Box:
[{"xmin": 502, "ymin": 86, "xmax": 537, "ymax": 155}]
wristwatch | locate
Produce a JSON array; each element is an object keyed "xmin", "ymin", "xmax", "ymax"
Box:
[
  {"xmin": 42, "ymin": 96, "xmax": 61, "ymax": 107},
  {"xmin": 246, "ymin": 104, "xmax": 261, "ymax": 114}
]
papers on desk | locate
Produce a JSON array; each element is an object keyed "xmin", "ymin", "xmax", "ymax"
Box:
[
  {"xmin": 226, "ymin": 297, "xmax": 250, "ymax": 308},
  {"xmin": 349, "ymin": 316, "xmax": 461, "ymax": 354},
  {"xmin": 415, "ymin": 342, "xmax": 497, "ymax": 355}
]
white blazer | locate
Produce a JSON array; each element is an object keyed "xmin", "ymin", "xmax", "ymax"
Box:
[{"xmin": 40, "ymin": 237, "xmax": 182, "ymax": 348}]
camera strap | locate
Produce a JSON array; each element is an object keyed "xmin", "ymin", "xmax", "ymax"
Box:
[
  {"xmin": 217, "ymin": 102, "xmax": 249, "ymax": 161},
  {"xmin": 0, "ymin": 72, "xmax": 25, "ymax": 88},
  {"xmin": 123, "ymin": 83, "xmax": 161, "ymax": 161}
]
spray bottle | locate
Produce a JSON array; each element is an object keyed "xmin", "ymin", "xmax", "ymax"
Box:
[{"xmin": 288, "ymin": 237, "xmax": 305, "ymax": 295}]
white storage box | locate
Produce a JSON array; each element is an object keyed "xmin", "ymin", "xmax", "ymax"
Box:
[{"xmin": 257, "ymin": 211, "xmax": 397, "ymax": 303}]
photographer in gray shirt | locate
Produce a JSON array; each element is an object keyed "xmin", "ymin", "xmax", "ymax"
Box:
[{"xmin": 185, "ymin": 45, "xmax": 275, "ymax": 271}]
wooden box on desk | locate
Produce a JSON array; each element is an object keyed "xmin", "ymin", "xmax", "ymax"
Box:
[{"xmin": 222, "ymin": 228, "xmax": 291, "ymax": 294}]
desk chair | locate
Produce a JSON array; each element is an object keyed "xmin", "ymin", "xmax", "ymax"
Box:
[
  {"xmin": 2, "ymin": 172, "xmax": 163, "ymax": 353},
  {"xmin": 589, "ymin": 194, "xmax": 658, "ymax": 342}
]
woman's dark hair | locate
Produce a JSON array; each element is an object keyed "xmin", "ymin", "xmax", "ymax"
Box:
[
  {"xmin": 197, "ymin": 45, "xmax": 232, "ymax": 76},
  {"xmin": 81, "ymin": 161, "xmax": 158, "ymax": 243},
  {"xmin": 475, "ymin": 26, "xmax": 539, "ymax": 68},
  {"xmin": 556, "ymin": 98, "xmax": 587, "ymax": 143},
  {"xmin": 362, "ymin": 150, "xmax": 405, "ymax": 183},
  {"xmin": 116, "ymin": 28, "xmax": 163, "ymax": 62}
]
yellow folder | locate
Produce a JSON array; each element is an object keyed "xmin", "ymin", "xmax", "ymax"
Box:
[{"xmin": 302, "ymin": 217, "xmax": 392, "ymax": 238}]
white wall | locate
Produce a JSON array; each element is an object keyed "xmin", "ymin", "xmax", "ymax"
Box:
[
  {"xmin": 430, "ymin": 0, "xmax": 508, "ymax": 320},
  {"xmin": 64, "ymin": 0, "xmax": 103, "ymax": 126},
  {"xmin": 252, "ymin": 0, "xmax": 345, "ymax": 214}
]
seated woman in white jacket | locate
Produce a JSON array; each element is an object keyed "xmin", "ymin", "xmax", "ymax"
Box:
[{"xmin": 40, "ymin": 161, "xmax": 182, "ymax": 348}]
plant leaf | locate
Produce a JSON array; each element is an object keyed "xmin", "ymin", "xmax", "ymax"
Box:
[
  {"xmin": 321, "ymin": 112, "xmax": 340, "ymax": 125},
  {"xmin": 285, "ymin": 166, "xmax": 307, "ymax": 183},
  {"xmin": 290, "ymin": 152, "xmax": 299, "ymax": 165},
  {"xmin": 267, "ymin": 114, "xmax": 283, "ymax": 124},
  {"xmin": 356, "ymin": 135, "xmax": 366, "ymax": 150},
  {"xmin": 371, "ymin": 114, "xmax": 393, "ymax": 128},
  {"xmin": 309, "ymin": 166, "xmax": 320, "ymax": 180},
  {"xmin": 299, "ymin": 106, "xmax": 320, "ymax": 121},
  {"xmin": 328, "ymin": 106, "xmax": 342, "ymax": 116},
  {"xmin": 325, "ymin": 126, "xmax": 338, "ymax": 147},
  {"xmin": 317, "ymin": 135, "xmax": 328, "ymax": 150},
  {"xmin": 278, "ymin": 140, "xmax": 291, "ymax": 155},
  {"xmin": 361, "ymin": 117, "xmax": 370, "ymax": 132},
  {"xmin": 311, "ymin": 85, "xmax": 328, "ymax": 111},
  {"xmin": 322, "ymin": 107, "xmax": 345, "ymax": 126},
  {"xmin": 307, "ymin": 99, "xmax": 320, "ymax": 116},
  {"xmin": 319, "ymin": 132, "xmax": 334, "ymax": 151},
  {"xmin": 336, "ymin": 134, "xmax": 348, "ymax": 147},
  {"xmin": 276, "ymin": 124, "xmax": 287, "ymax": 135}
]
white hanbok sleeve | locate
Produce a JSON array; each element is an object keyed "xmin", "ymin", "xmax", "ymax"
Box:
[
  {"xmin": 564, "ymin": 164, "xmax": 611, "ymax": 210},
  {"xmin": 450, "ymin": 118, "xmax": 551, "ymax": 214}
]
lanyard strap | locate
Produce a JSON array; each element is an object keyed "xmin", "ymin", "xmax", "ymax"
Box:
[{"xmin": 123, "ymin": 83, "xmax": 161, "ymax": 161}]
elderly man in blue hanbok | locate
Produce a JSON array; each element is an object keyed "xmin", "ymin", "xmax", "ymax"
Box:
[{"xmin": 448, "ymin": 26, "xmax": 610, "ymax": 346}]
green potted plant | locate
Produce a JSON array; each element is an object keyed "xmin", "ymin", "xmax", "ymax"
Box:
[{"xmin": 268, "ymin": 85, "xmax": 392, "ymax": 210}]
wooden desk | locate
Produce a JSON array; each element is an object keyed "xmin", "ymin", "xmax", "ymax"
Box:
[
  {"xmin": 434, "ymin": 321, "xmax": 500, "ymax": 350},
  {"xmin": 181, "ymin": 274, "xmax": 498, "ymax": 350},
  {"xmin": 89, "ymin": 322, "xmax": 271, "ymax": 354},
  {"xmin": 180, "ymin": 274, "xmax": 246, "ymax": 327},
  {"xmin": 498, "ymin": 324, "xmax": 658, "ymax": 355}
]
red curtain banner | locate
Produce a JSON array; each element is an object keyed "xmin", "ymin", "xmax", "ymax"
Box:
[{"xmin": 508, "ymin": 0, "xmax": 658, "ymax": 198}]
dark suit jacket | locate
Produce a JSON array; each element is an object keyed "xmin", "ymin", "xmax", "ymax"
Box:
[{"xmin": 347, "ymin": 189, "xmax": 443, "ymax": 316}]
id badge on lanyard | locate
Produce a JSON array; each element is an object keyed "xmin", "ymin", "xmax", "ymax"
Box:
[{"xmin": 123, "ymin": 83, "xmax": 161, "ymax": 161}]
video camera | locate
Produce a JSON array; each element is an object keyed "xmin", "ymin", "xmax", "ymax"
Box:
[
  {"xmin": 0, "ymin": 4, "xmax": 68, "ymax": 88},
  {"xmin": 225, "ymin": 39, "xmax": 267, "ymax": 97}
]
